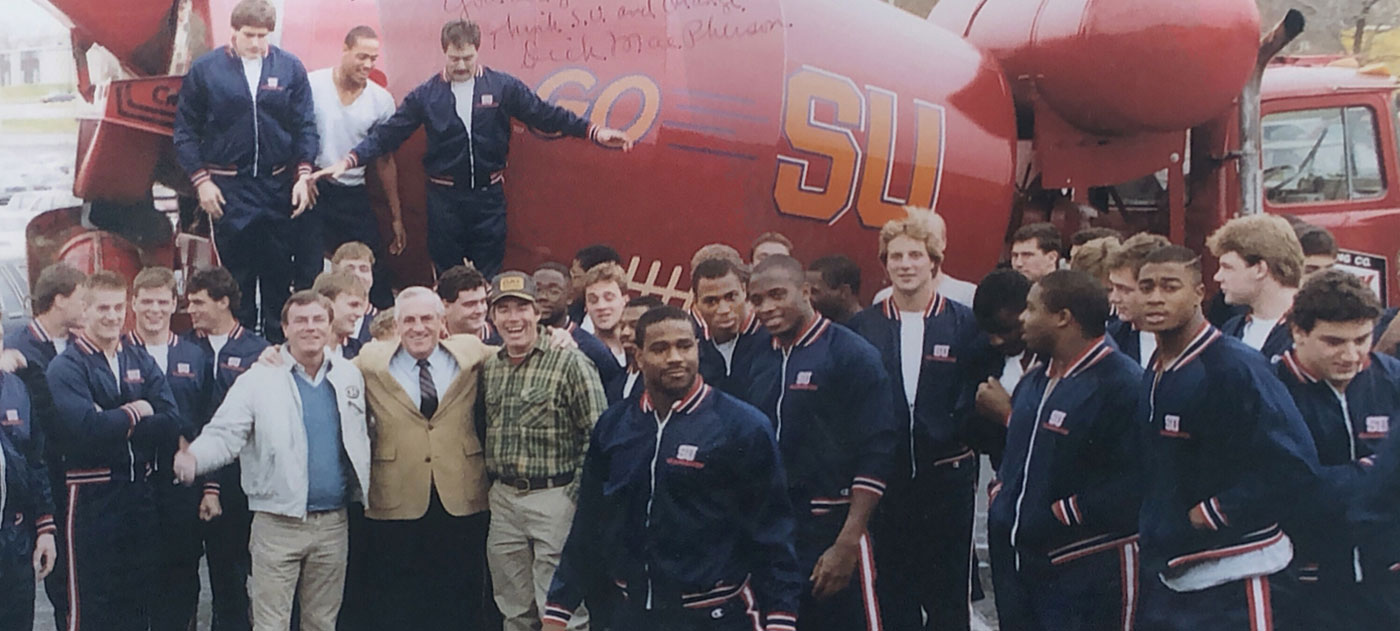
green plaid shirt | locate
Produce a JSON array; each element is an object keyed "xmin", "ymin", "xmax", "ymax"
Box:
[{"xmin": 481, "ymin": 331, "xmax": 606, "ymax": 482}]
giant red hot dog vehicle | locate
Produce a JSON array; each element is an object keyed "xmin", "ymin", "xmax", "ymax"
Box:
[{"xmin": 25, "ymin": 0, "xmax": 1400, "ymax": 307}]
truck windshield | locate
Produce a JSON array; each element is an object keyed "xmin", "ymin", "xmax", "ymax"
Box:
[{"xmin": 1263, "ymin": 105, "xmax": 1386, "ymax": 205}]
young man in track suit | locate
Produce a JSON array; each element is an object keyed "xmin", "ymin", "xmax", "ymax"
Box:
[
  {"xmin": 46, "ymin": 271, "xmax": 182, "ymax": 631},
  {"xmin": 543, "ymin": 306, "xmax": 802, "ymax": 631},
  {"xmin": 987, "ymin": 270, "xmax": 1143, "ymax": 631},
  {"xmin": 1208, "ymin": 215, "xmax": 1305, "ymax": 361},
  {"xmin": 126, "ymin": 267, "xmax": 215, "ymax": 631},
  {"xmin": 315, "ymin": 19, "xmax": 631, "ymax": 276},
  {"xmin": 1271, "ymin": 270, "xmax": 1400, "ymax": 630},
  {"xmin": 848, "ymin": 211, "xmax": 982, "ymax": 631},
  {"xmin": 4, "ymin": 262, "xmax": 84, "ymax": 626},
  {"xmin": 692, "ymin": 257, "xmax": 771, "ymax": 398},
  {"xmin": 186, "ymin": 266, "xmax": 271, "ymax": 631},
  {"xmin": 1133, "ymin": 246, "xmax": 1320, "ymax": 631},
  {"xmin": 745, "ymin": 255, "xmax": 897, "ymax": 631},
  {"xmin": 0, "ymin": 331, "xmax": 58, "ymax": 630},
  {"xmin": 172, "ymin": 0, "xmax": 320, "ymax": 342}
]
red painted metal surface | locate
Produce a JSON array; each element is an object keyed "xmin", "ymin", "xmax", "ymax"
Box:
[{"xmin": 199, "ymin": 0, "xmax": 1017, "ymax": 298}]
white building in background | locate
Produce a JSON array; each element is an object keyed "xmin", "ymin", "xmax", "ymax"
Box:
[{"xmin": 0, "ymin": 42, "xmax": 75, "ymax": 87}]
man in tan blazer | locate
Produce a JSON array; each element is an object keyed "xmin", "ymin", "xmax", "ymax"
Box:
[{"xmin": 353, "ymin": 286, "xmax": 495, "ymax": 631}]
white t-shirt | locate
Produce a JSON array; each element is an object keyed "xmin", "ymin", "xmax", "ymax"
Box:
[
  {"xmin": 1241, "ymin": 317, "xmax": 1279, "ymax": 351},
  {"xmin": 623, "ymin": 372, "xmax": 640, "ymax": 399},
  {"xmin": 309, "ymin": 68, "xmax": 396, "ymax": 186},
  {"xmin": 146, "ymin": 343, "xmax": 169, "ymax": 373},
  {"xmin": 451, "ymin": 78, "xmax": 476, "ymax": 136},
  {"xmin": 52, "ymin": 337, "xmax": 68, "ymax": 355},
  {"xmin": 1138, "ymin": 330, "xmax": 1158, "ymax": 369},
  {"xmin": 872, "ymin": 273, "xmax": 978, "ymax": 307},
  {"xmin": 1000, "ymin": 352, "xmax": 1027, "ymax": 394},
  {"xmin": 899, "ymin": 312, "xmax": 925, "ymax": 406},
  {"xmin": 105, "ymin": 351, "xmax": 121, "ymax": 383},
  {"xmin": 207, "ymin": 333, "xmax": 229, "ymax": 357},
  {"xmin": 242, "ymin": 56, "xmax": 262, "ymax": 98},
  {"xmin": 715, "ymin": 338, "xmax": 738, "ymax": 375}
]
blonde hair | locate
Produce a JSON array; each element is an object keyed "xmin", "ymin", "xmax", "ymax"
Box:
[
  {"xmin": 1106, "ymin": 232, "xmax": 1171, "ymax": 276},
  {"xmin": 369, "ymin": 308, "xmax": 397, "ymax": 341},
  {"xmin": 1206, "ymin": 215, "xmax": 1305, "ymax": 287},
  {"xmin": 1069, "ymin": 237, "xmax": 1119, "ymax": 286},
  {"xmin": 312, "ymin": 271, "xmax": 368, "ymax": 300},
  {"xmin": 331, "ymin": 242, "xmax": 375, "ymax": 265},
  {"xmin": 878, "ymin": 206, "xmax": 944, "ymax": 263},
  {"xmin": 131, "ymin": 266, "xmax": 177, "ymax": 297},
  {"xmin": 582, "ymin": 262, "xmax": 630, "ymax": 294}
]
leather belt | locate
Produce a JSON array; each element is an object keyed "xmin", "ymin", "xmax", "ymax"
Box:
[{"xmin": 497, "ymin": 472, "xmax": 574, "ymax": 492}]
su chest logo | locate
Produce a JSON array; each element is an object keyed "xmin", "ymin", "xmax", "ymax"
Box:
[
  {"xmin": 1041, "ymin": 409, "xmax": 1069, "ymax": 435},
  {"xmin": 924, "ymin": 344, "xmax": 956, "ymax": 363},
  {"xmin": 1, "ymin": 409, "xmax": 21, "ymax": 427},
  {"xmin": 1362, "ymin": 415, "xmax": 1390, "ymax": 439},
  {"xmin": 789, "ymin": 370, "xmax": 819, "ymax": 391},
  {"xmin": 666, "ymin": 444, "xmax": 705, "ymax": 469},
  {"xmin": 1160, "ymin": 414, "xmax": 1192, "ymax": 439}
]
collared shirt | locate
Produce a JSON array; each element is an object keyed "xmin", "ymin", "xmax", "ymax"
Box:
[
  {"xmin": 388, "ymin": 344, "xmax": 459, "ymax": 409},
  {"xmin": 481, "ymin": 330, "xmax": 606, "ymax": 481},
  {"xmin": 287, "ymin": 347, "xmax": 332, "ymax": 387}
]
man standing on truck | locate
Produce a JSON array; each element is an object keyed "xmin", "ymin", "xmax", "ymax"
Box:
[
  {"xmin": 304, "ymin": 26, "xmax": 406, "ymax": 301},
  {"xmin": 313, "ymin": 19, "xmax": 633, "ymax": 277},
  {"xmin": 173, "ymin": 0, "xmax": 320, "ymax": 343}
]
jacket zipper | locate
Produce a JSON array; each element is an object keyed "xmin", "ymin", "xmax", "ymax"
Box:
[
  {"xmin": 252, "ymin": 60, "xmax": 261, "ymax": 174},
  {"xmin": 1009, "ymin": 376, "xmax": 1060, "ymax": 571},
  {"xmin": 1329, "ymin": 385, "xmax": 1358, "ymax": 460},
  {"xmin": 645, "ymin": 409, "xmax": 673, "ymax": 610},
  {"xmin": 775, "ymin": 349, "xmax": 791, "ymax": 441}
]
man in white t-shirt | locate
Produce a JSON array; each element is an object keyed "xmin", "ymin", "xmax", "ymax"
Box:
[
  {"xmin": 1208, "ymin": 215, "xmax": 1304, "ymax": 360},
  {"xmin": 298, "ymin": 26, "xmax": 406, "ymax": 295}
]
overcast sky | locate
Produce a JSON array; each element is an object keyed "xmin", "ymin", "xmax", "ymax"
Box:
[{"xmin": 0, "ymin": 0, "xmax": 68, "ymax": 43}]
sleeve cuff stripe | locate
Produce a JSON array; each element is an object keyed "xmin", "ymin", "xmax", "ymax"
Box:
[
  {"xmin": 347, "ymin": 152, "xmax": 360, "ymax": 168},
  {"xmin": 851, "ymin": 484, "xmax": 884, "ymax": 498},
  {"xmin": 766, "ymin": 613, "xmax": 797, "ymax": 622},
  {"xmin": 768, "ymin": 625, "xmax": 797, "ymax": 631},
  {"xmin": 542, "ymin": 613, "xmax": 571, "ymax": 625},
  {"xmin": 37, "ymin": 524, "xmax": 57, "ymax": 535},
  {"xmin": 1068, "ymin": 495, "xmax": 1083, "ymax": 525},
  {"xmin": 36, "ymin": 515, "xmax": 55, "ymax": 527},
  {"xmin": 1196, "ymin": 501, "xmax": 1221, "ymax": 531},
  {"xmin": 191, "ymin": 169, "xmax": 211, "ymax": 185},
  {"xmin": 1209, "ymin": 497, "xmax": 1229, "ymax": 527}
]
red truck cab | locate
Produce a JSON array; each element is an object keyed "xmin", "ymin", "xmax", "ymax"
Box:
[{"xmin": 1259, "ymin": 59, "xmax": 1400, "ymax": 303}]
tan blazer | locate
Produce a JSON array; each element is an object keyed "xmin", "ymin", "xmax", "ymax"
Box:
[{"xmin": 355, "ymin": 335, "xmax": 494, "ymax": 520}]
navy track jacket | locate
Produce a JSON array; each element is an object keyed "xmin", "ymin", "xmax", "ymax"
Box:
[
  {"xmin": 346, "ymin": 67, "xmax": 597, "ymax": 189},
  {"xmin": 45, "ymin": 336, "xmax": 181, "ymax": 478},
  {"xmin": 545, "ymin": 378, "xmax": 802, "ymax": 629},
  {"xmin": 1219, "ymin": 313, "xmax": 1294, "ymax": 360},
  {"xmin": 124, "ymin": 331, "xmax": 211, "ymax": 441},
  {"xmin": 174, "ymin": 45, "xmax": 318, "ymax": 187},
  {"xmin": 0, "ymin": 370, "xmax": 56, "ymax": 538},
  {"xmin": 1278, "ymin": 350, "xmax": 1400, "ymax": 584},
  {"xmin": 848, "ymin": 294, "xmax": 983, "ymax": 468},
  {"xmin": 187, "ymin": 324, "xmax": 268, "ymax": 497},
  {"xmin": 988, "ymin": 338, "xmax": 1143, "ymax": 575},
  {"xmin": 1138, "ymin": 324, "xmax": 1319, "ymax": 576},
  {"xmin": 744, "ymin": 316, "xmax": 897, "ymax": 522},
  {"xmin": 696, "ymin": 312, "xmax": 771, "ymax": 399}
]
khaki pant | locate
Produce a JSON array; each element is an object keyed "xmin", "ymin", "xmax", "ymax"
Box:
[
  {"xmin": 249, "ymin": 509, "xmax": 349, "ymax": 631},
  {"xmin": 487, "ymin": 483, "xmax": 588, "ymax": 631}
]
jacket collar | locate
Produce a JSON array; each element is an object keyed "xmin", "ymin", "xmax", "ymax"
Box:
[
  {"xmin": 1046, "ymin": 337, "xmax": 1113, "ymax": 379},
  {"xmin": 195, "ymin": 322, "xmax": 246, "ymax": 341},
  {"xmin": 1154, "ymin": 323, "xmax": 1221, "ymax": 373},
  {"xmin": 771, "ymin": 314, "xmax": 831, "ymax": 350},
  {"xmin": 1279, "ymin": 349, "xmax": 1372, "ymax": 385},
  {"xmin": 126, "ymin": 330, "xmax": 178, "ymax": 348},
  {"xmin": 639, "ymin": 375, "xmax": 710, "ymax": 415},
  {"xmin": 72, "ymin": 333, "xmax": 121, "ymax": 356},
  {"xmin": 879, "ymin": 292, "xmax": 946, "ymax": 321},
  {"xmin": 27, "ymin": 319, "xmax": 54, "ymax": 343},
  {"xmin": 694, "ymin": 310, "xmax": 758, "ymax": 343}
]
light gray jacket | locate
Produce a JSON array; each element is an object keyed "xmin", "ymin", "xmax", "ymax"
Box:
[{"xmin": 189, "ymin": 348, "xmax": 370, "ymax": 518}]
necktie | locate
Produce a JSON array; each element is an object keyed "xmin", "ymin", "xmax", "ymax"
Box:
[{"xmin": 417, "ymin": 358, "xmax": 438, "ymax": 419}]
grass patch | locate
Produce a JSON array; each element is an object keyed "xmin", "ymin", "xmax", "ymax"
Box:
[
  {"xmin": 0, "ymin": 118, "xmax": 78, "ymax": 134},
  {"xmin": 0, "ymin": 83, "xmax": 71, "ymax": 104}
]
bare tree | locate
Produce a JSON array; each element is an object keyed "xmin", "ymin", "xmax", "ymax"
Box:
[{"xmin": 1259, "ymin": 0, "xmax": 1400, "ymax": 58}]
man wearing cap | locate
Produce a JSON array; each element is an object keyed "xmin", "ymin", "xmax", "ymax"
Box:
[{"xmin": 481, "ymin": 271, "xmax": 607, "ymax": 631}]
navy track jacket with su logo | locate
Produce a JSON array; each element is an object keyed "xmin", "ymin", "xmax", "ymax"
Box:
[
  {"xmin": 544, "ymin": 378, "xmax": 802, "ymax": 629},
  {"xmin": 1138, "ymin": 324, "xmax": 1319, "ymax": 577},
  {"xmin": 989, "ymin": 338, "xmax": 1143, "ymax": 575},
  {"xmin": 1278, "ymin": 350, "xmax": 1400, "ymax": 584},
  {"xmin": 743, "ymin": 316, "xmax": 897, "ymax": 527}
]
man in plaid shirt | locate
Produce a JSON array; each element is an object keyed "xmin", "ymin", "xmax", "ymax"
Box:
[{"xmin": 481, "ymin": 271, "xmax": 607, "ymax": 631}]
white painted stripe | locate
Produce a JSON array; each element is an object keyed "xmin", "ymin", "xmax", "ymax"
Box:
[
  {"xmin": 1121, "ymin": 543, "xmax": 1137, "ymax": 631},
  {"xmin": 66, "ymin": 484, "xmax": 79, "ymax": 631},
  {"xmin": 1248, "ymin": 576, "xmax": 1270, "ymax": 631}
]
